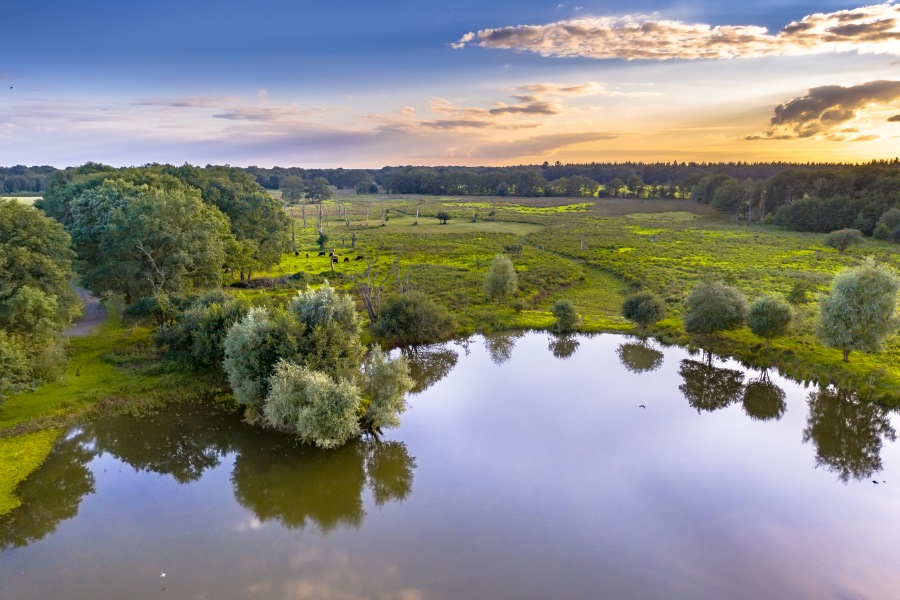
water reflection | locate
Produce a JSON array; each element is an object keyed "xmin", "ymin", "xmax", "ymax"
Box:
[
  {"xmin": 89, "ymin": 402, "xmax": 240, "ymax": 483},
  {"xmin": 616, "ymin": 342, "xmax": 664, "ymax": 374},
  {"xmin": 483, "ymin": 331, "xmax": 524, "ymax": 365},
  {"xmin": 548, "ymin": 334, "xmax": 580, "ymax": 359},
  {"xmin": 802, "ymin": 386, "xmax": 897, "ymax": 483},
  {"xmin": 742, "ymin": 371, "xmax": 787, "ymax": 422},
  {"xmin": 232, "ymin": 437, "xmax": 415, "ymax": 531},
  {"xmin": 0, "ymin": 431, "xmax": 96, "ymax": 550},
  {"xmin": 678, "ymin": 356, "xmax": 745, "ymax": 413},
  {"xmin": 403, "ymin": 345, "xmax": 458, "ymax": 394}
]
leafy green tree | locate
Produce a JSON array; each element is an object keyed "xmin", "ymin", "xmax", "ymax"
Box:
[
  {"xmin": 551, "ymin": 299, "xmax": 578, "ymax": 333},
  {"xmin": 360, "ymin": 346, "xmax": 413, "ymax": 435},
  {"xmin": 280, "ymin": 176, "xmax": 306, "ymax": 203},
  {"xmin": 0, "ymin": 330, "xmax": 30, "ymax": 400},
  {"xmin": 0, "ymin": 199, "xmax": 78, "ymax": 330},
  {"xmin": 873, "ymin": 222, "xmax": 891, "ymax": 240},
  {"xmin": 374, "ymin": 292, "xmax": 455, "ymax": 346},
  {"xmin": 305, "ymin": 177, "xmax": 332, "ymax": 202},
  {"xmin": 621, "ymin": 291, "xmax": 667, "ymax": 332},
  {"xmin": 223, "ymin": 307, "xmax": 287, "ymax": 407},
  {"xmin": 483, "ymin": 254, "xmax": 518, "ymax": 304},
  {"xmin": 606, "ymin": 178, "xmax": 625, "ymax": 198},
  {"xmin": 683, "ymin": 282, "xmax": 748, "ymax": 336},
  {"xmin": 711, "ymin": 179, "xmax": 748, "ymax": 217},
  {"xmin": 436, "ymin": 210, "xmax": 451, "ymax": 224},
  {"xmin": 69, "ymin": 180, "xmax": 231, "ymax": 302},
  {"xmin": 817, "ymin": 258, "xmax": 899, "ymax": 362},
  {"xmin": 876, "ymin": 208, "xmax": 900, "ymax": 232},
  {"xmin": 824, "ymin": 228, "xmax": 863, "ymax": 253},
  {"xmin": 484, "ymin": 331, "xmax": 523, "ymax": 365},
  {"xmin": 264, "ymin": 360, "xmax": 363, "ymax": 449},
  {"xmin": 748, "ymin": 295, "xmax": 792, "ymax": 344}
]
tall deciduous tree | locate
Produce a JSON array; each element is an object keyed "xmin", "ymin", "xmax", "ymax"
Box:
[
  {"xmin": 817, "ymin": 258, "xmax": 899, "ymax": 362},
  {"xmin": 79, "ymin": 181, "xmax": 231, "ymax": 301}
]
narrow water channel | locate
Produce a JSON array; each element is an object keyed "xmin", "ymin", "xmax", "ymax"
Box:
[{"xmin": 3, "ymin": 332, "xmax": 899, "ymax": 599}]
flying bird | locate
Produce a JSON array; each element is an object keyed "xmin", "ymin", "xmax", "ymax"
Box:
[{"xmin": 639, "ymin": 404, "xmax": 646, "ymax": 409}]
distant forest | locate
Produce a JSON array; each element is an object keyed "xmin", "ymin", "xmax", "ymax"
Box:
[{"xmin": 5, "ymin": 159, "xmax": 900, "ymax": 236}]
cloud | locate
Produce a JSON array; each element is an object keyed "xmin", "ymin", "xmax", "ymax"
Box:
[
  {"xmin": 447, "ymin": 131, "xmax": 619, "ymax": 159},
  {"xmin": 748, "ymin": 80, "xmax": 900, "ymax": 141},
  {"xmin": 453, "ymin": 2, "xmax": 900, "ymax": 60},
  {"xmin": 889, "ymin": 113, "xmax": 900, "ymax": 121}
]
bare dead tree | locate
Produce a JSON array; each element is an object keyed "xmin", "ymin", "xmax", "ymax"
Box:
[{"xmin": 353, "ymin": 253, "xmax": 402, "ymax": 323}]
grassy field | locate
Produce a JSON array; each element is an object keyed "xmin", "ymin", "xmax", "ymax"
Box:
[{"xmin": 273, "ymin": 193, "xmax": 900, "ymax": 398}]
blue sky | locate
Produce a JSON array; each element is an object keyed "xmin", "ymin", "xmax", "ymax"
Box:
[{"xmin": 2, "ymin": 1, "xmax": 898, "ymax": 167}]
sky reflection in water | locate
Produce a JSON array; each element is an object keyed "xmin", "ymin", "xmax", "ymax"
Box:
[{"xmin": 2, "ymin": 332, "xmax": 900, "ymax": 599}]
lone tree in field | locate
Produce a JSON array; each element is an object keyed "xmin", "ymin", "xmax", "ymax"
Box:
[
  {"xmin": 824, "ymin": 229, "xmax": 863, "ymax": 253},
  {"xmin": 551, "ymin": 299, "xmax": 578, "ymax": 333},
  {"xmin": 621, "ymin": 291, "xmax": 667, "ymax": 333},
  {"xmin": 748, "ymin": 295, "xmax": 792, "ymax": 346},
  {"xmin": 683, "ymin": 282, "xmax": 748, "ymax": 336},
  {"xmin": 483, "ymin": 254, "xmax": 518, "ymax": 304},
  {"xmin": 436, "ymin": 210, "xmax": 451, "ymax": 224},
  {"xmin": 817, "ymin": 257, "xmax": 899, "ymax": 362}
]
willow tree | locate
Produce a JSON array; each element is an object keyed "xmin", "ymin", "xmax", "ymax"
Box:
[{"xmin": 817, "ymin": 258, "xmax": 899, "ymax": 362}]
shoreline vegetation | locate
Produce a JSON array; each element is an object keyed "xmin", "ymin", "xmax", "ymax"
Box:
[{"xmin": 2, "ymin": 161, "xmax": 900, "ymax": 517}]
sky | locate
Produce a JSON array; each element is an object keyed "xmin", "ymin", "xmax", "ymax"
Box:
[{"xmin": 1, "ymin": 0, "xmax": 899, "ymax": 168}]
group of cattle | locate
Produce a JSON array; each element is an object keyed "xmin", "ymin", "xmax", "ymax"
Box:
[{"xmin": 292, "ymin": 250, "xmax": 365, "ymax": 263}]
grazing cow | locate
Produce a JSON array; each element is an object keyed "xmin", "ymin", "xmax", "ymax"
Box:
[
  {"xmin": 318, "ymin": 251, "xmax": 325, "ymax": 257},
  {"xmin": 355, "ymin": 255, "xmax": 364, "ymax": 260},
  {"xmin": 343, "ymin": 257, "xmax": 349, "ymax": 262},
  {"xmin": 305, "ymin": 253, "xmax": 309, "ymax": 258},
  {"xmin": 294, "ymin": 251, "xmax": 299, "ymax": 256}
]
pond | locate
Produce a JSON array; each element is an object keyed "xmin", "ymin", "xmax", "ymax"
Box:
[{"xmin": 3, "ymin": 332, "xmax": 900, "ymax": 599}]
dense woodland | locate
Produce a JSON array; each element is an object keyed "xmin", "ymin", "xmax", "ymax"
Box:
[{"xmin": 8, "ymin": 161, "xmax": 900, "ymax": 239}]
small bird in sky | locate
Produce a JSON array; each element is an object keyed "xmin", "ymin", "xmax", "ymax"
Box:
[{"xmin": 639, "ymin": 404, "xmax": 646, "ymax": 409}]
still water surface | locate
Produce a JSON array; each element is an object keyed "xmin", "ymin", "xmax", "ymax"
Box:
[{"xmin": 3, "ymin": 332, "xmax": 900, "ymax": 599}]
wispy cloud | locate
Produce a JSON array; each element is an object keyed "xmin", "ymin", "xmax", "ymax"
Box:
[
  {"xmin": 453, "ymin": 2, "xmax": 900, "ymax": 60},
  {"xmin": 748, "ymin": 80, "xmax": 900, "ymax": 141},
  {"xmin": 446, "ymin": 131, "xmax": 619, "ymax": 159}
]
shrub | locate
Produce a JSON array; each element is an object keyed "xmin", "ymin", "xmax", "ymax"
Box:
[
  {"xmin": 374, "ymin": 291, "xmax": 455, "ymax": 346},
  {"xmin": 748, "ymin": 295, "xmax": 792, "ymax": 343},
  {"xmin": 873, "ymin": 222, "xmax": 891, "ymax": 240},
  {"xmin": 157, "ymin": 291, "xmax": 251, "ymax": 371},
  {"xmin": 483, "ymin": 254, "xmax": 518, "ymax": 304},
  {"xmin": 621, "ymin": 291, "xmax": 667, "ymax": 331},
  {"xmin": 683, "ymin": 282, "xmax": 748, "ymax": 336},
  {"xmin": 824, "ymin": 228, "xmax": 863, "ymax": 252},
  {"xmin": 551, "ymin": 299, "xmax": 578, "ymax": 333}
]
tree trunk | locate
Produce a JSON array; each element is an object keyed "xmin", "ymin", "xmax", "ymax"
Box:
[{"xmin": 843, "ymin": 348, "xmax": 850, "ymax": 362}]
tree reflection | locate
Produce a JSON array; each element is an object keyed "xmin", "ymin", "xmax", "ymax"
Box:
[
  {"xmin": 232, "ymin": 436, "xmax": 415, "ymax": 532},
  {"xmin": 367, "ymin": 441, "xmax": 416, "ymax": 506},
  {"xmin": 483, "ymin": 331, "xmax": 524, "ymax": 365},
  {"xmin": 548, "ymin": 334, "xmax": 580, "ymax": 359},
  {"xmin": 0, "ymin": 430, "xmax": 96, "ymax": 550},
  {"xmin": 802, "ymin": 386, "xmax": 897, "ymax": 483},
  {"xmin": 403, "ymin": 345, "xmax": 458, "ymax": 394},
  {"xmin": 616, "ymin": 342, "xmax": 664, "ymax": 374},
  {"xmin": 88, "ymin": 401, "xmax": 241, "ymax": 484},
  {"xmin": 678, "ymin": 357, "xmax": 745, "ymax": 413},
  {"xmin": 741, "ymin": 371, "xmax": 786, "ymax": 422}
]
